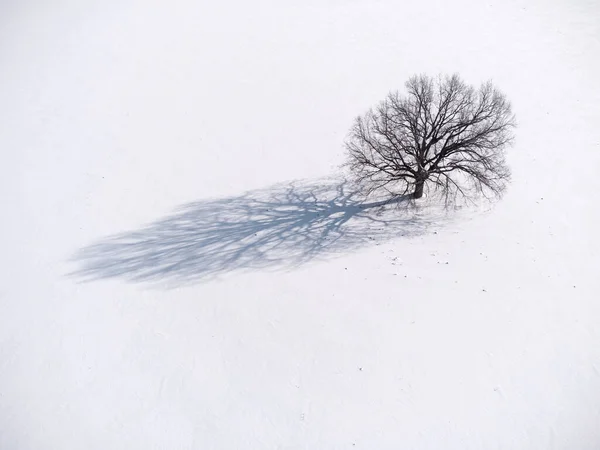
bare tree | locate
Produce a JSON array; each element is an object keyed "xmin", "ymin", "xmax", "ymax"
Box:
[{"xmin": 345, "ymin": 74, "xmax": 516, "ymax": 201}]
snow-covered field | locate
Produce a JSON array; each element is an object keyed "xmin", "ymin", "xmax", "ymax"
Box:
[{"xmin": 2, "ymin": 0, "xmax": 599, "ymax": 448}]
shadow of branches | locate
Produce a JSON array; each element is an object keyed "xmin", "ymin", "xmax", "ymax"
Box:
[{"xmin": 72, "ymin": 177, "xmax": 442, "ymax": 286}]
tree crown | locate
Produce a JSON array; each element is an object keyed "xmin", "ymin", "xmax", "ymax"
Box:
[{"xmin": 346, "ymin": 74, "xmax": 516, "ymax": 201}]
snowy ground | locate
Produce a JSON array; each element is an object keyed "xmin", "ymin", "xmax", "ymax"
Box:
[{"xmin": 1, "ymin": 0, "xmax": 600, "ymax": 448}]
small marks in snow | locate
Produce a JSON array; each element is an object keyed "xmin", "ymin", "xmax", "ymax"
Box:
[{"xmin": 389, "ymin": 256, "xmax": 403, "ymax": 266}]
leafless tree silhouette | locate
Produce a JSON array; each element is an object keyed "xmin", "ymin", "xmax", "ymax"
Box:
[{"xmin": 345, "ymin": 74, "xmax": 516, "ymax": 201}]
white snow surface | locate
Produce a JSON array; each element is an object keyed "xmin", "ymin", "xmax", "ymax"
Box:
[{"xmin": 1, "ymin": 0, "xmax": 600, "ymax": 448}]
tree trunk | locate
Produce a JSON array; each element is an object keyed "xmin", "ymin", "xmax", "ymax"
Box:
[{"xmin": 413, "ymin": 180, "xmax": 425, "ymax": 198}]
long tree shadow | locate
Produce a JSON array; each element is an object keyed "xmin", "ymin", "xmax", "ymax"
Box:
[{"xmin": 72, "ymin": 177, "xmax": 444, "ymax": 286}]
